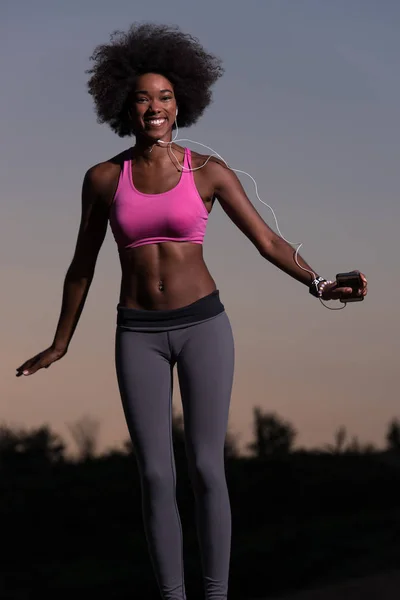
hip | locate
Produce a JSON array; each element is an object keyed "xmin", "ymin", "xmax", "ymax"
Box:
[{"xmin": 116, "ymin": 289, "xmax": 226, "ymax": 332}]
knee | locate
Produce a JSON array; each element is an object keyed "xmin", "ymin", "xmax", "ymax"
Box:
[
  {"xmin": 140, "ymin": 465, "xmax": 175, "ymax": 496},
  {"xmin": 190, "ymin": 452, "xmax": 225, "ymax": 493}
]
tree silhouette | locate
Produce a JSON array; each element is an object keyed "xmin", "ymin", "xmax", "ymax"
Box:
[
  {"xmin": 172, "ymin": 411, "xmax": 185, "ymax": 447},
  {"xmin": 247, "ymin": 408, "xmax": 297, "ymax": 458},
  {"xmin": 68, "ymin": 416, "xmax": 100, "ymax": 460},
  {"xmin": 346, "ymin": 436, "xmax": 376, "ymax": 454},
  {"xmin": 386, "ymin": 418, "xmax": 400, "ymax": 452},
  {"xmin": 23, "ymin": 425, "xmax": 65, "ymax": 463},
  {"xmin": 0, "ymin": 425, "xmax": 23, "ymax": 470},
  {"xmin": 122, "ymin": 438, "xmax": 134, "ymax": 455},
  {"xmin": 224, "ymin": 428, "xmax": 239, "ymax": 459},
  {"xmin": 323, "ymin": 426, "xmax": 376, "ymax": 454},
  {"xmin": 324, "ymin": 426, "xmax": 348, "ymax": 454},
  {"xmin": 0, "ymin": 424, "xmax": 65, "ymax": 471}
]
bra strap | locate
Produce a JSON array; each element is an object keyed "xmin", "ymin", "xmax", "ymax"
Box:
[{"xmin": 184, "ymin": 147, "xmax": 191, "ymax": 170}]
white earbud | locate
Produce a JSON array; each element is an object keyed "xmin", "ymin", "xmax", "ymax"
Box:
[{"xmin": 176, "ymin": 107, "xmax": 178, "ymax": 117}]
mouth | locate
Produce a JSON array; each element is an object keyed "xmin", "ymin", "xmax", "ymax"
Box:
[{"xmin": 144, "ymin": 117, "xmax": 167, "ymax": 129}]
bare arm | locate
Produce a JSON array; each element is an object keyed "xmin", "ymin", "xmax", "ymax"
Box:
[
  {"xmin": 16, "ymin": 164, "xmax": 116, "ymax": 376},
  {"xmin": 51, "ymin": 167, "xmax": 112, "ymax": 351},
  {"xmin": 208, "ymin": 159, "xmax": 367, "ymax": 301},
  {"xmin": 210, "ymin": 160, "xmax": 317, "ymax": 286}
]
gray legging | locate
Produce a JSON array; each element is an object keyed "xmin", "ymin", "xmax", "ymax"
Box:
[{"xmin": 115, "ymin": 310, "xmax": 235, "ymax": 600}]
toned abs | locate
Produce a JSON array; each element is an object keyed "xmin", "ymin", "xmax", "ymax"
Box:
[{"xmin": 118, "ymin": 242, "xmax": 216, "ymax": 309}]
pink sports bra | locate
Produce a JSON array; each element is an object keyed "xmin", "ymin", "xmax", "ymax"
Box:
[{"xmin": 109, "ymin": 148, "xmax": 209, "ymax": 250}]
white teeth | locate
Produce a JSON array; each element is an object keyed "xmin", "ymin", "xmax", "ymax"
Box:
[{"xmin": 147, "ymin": 118, "xmax": 166, "ymax": 125}]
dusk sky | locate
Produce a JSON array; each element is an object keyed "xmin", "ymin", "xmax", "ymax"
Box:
[{"xmin": 2, "ymin": 0, "xmax": 399, "ymax": 454}]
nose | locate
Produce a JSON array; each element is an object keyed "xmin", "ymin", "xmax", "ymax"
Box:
[{"xmin": 147, "ymin": 99, "xmax": 162, "ymax": 114}]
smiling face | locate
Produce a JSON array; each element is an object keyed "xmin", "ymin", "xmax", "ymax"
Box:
[{"xmin": 130, "ymin": 73, "xmax": 177, "ymax": 141}]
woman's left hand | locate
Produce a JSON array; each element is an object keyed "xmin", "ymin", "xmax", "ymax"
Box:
[{"xmin": 321, "ymin": 272, "xmax": 368, "ymax": 302}]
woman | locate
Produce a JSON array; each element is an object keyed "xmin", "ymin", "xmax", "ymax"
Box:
[{"xmin": 16, "ymin": 23, "xmax": 367, "ymax": 600}]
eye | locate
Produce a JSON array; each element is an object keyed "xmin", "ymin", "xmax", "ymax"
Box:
[
  {"xmin": 161, "ymin": 96, "xmax": 172, "ymax": 101},
  {"xmin": 136, "ymin": 97, "xmax": 148, "ymax": 104}
]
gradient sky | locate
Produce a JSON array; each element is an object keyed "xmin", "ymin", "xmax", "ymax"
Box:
[{"xmin": 2, "ymin": 0, "xmax": 399, "ymax": 455}]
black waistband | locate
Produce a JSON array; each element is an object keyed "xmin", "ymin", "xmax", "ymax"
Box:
[{"xmin": 117, "ymin": 290, "xmax": 224, "ymax": 329}]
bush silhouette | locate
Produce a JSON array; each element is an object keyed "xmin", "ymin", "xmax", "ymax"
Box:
[{"xmin": 247, "ymin": 407, "xmax": 297, "ymax": 457}]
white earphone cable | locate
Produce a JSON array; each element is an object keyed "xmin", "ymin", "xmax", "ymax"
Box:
[{"xmin": 156, "ymin": 120, "xmax": 345, "ymax": 310}]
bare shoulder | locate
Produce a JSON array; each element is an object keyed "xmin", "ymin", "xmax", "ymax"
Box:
[
  {"xmin": 189, "ymin": 150, "xmax": 231, "ymax": 177},
  {"xmin": 85, "ymin": 149, "xmax": 128, "ymax": 186},
  {"xmin": 189, "ymin": 149, "xmax": 229, "ymax": 169},
  {"xmin": 189, "ymin": 150, "xmax": 234, "ymax": 193},
  {"xmin": 84, "ymin": 149, "xmax": 129, "ymax": 205}
]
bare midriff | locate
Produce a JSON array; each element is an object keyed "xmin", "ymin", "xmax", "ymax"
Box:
[{"xmin": 118, "ymin": 241, "xmax": 217, "ymax": 310}]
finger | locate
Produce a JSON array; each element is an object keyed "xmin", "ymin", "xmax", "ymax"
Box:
[
  {"xmin": 333, "ymin": 286, "xmax": 353, "ymax": 297},
  {"xmin": 32, "ymin": 355, "xmax": 56, "ymax": 373},
  {"xmin": 16, "ymin": 359, "xmax": 34, "ymax": 372},
  {"xmin": 16, "ymin": 368, "xmax": 34, "ymax": 377},
  {"xmin": 17, "ymin": 366, "xmax": 36, "ymax": 376},
  {"xmin": 16, "ymin": 356, "xmax": 41, "ymax": 376},
  {"xmin": 18, "ymin": 357, "xmax": 49, "ymax": 376},
  {"xmin": 324, "ymin": 286, "xmax": 352, "ymax": 301},
  {"xmin": 23, "ymin": 362, "xmax": 45, "ymax": 376}
]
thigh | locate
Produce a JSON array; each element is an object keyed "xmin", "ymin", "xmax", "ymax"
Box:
[
  {"xmin": 115, "ymin": 328, "xmax": 173, "ymax": 469},
  {"xmin": 176, "ymin": 312, "xmax": 235, "ymax": 454}
]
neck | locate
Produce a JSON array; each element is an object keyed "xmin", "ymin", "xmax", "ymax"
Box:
[{"xmin": 134, "ymin": 132, "xmax": 174, "ymax": 162}]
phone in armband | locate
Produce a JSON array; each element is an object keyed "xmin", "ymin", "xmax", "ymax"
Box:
[{"xmin": 336, "ymin": 270, "xmax": 364, "ymax": 303}]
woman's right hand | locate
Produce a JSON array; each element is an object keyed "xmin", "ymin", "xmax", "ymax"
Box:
[{"xmin": 16, "ymin": 346, "xmax": 67, "ymax": 377}]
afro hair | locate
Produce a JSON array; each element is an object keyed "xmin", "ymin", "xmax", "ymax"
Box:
[{"xmin": 86, "ymin": 23, "xmax": 224, "ymax": 137}]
